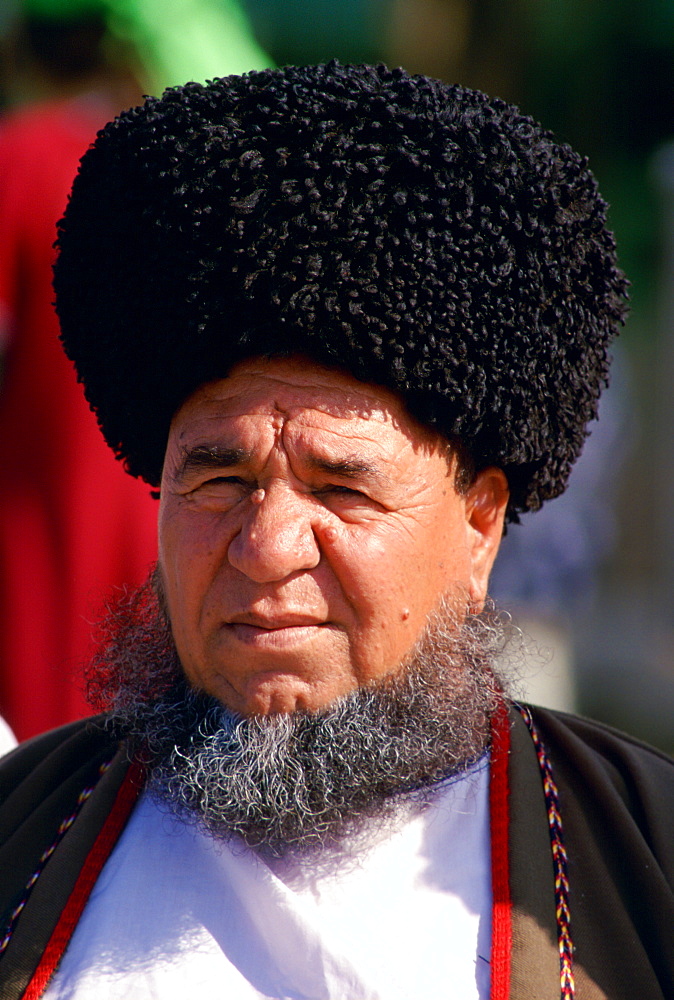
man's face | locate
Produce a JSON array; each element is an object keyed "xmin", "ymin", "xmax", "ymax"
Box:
[{"xmin": 158, "ymin": 357, "xmax": 508, "ymax": 716}]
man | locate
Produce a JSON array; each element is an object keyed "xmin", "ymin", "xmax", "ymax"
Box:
[{"xmin": 0, "ymin": 62, "xmax": 672, "ymax": 999}]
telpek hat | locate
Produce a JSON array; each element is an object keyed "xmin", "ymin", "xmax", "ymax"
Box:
[{"xmin": 54, "ymin": 61, "xmax": 628, "ymax": 522}]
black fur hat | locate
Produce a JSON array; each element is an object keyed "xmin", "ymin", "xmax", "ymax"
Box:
[{"xmin": 54, "ymin": 61, "xmax": 627, "ymax": 521}]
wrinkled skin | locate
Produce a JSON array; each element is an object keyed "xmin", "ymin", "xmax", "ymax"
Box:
[{"xmin": 158, "ymin": 356, "xmax": 509, "ymax": 715}]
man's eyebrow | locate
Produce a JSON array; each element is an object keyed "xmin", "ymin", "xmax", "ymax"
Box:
[
  {"xmin": 306, "ymin": 456, "xmax": 386, "ymax": 483},
  {"xmin": 174, "ymin": 445, "xmax": 251, "ymax": 480}
]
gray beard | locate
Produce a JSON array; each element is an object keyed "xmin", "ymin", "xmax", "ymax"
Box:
[{"xmin": 90, "ymin": 575, "xmax": 510, "ymax": 858}]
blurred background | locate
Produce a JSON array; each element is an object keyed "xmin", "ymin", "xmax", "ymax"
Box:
[{"xmin": 0, "ymin": 0, "xmax": 672, "ymax": 750}]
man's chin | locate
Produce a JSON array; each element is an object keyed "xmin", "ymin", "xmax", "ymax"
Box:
[
  {"xmin": 197, "ymin": 672, "xmax": 363, "ymax": 717},
  {"xmin": 180, "ymin": 621, "xmax": 358, "ymax": 715}
]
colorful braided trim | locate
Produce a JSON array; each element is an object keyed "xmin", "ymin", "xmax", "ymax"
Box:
[
  {"xmin": 23, "ymin": 760, "xmax": 145, "ymax": 1000},
  {"xmin": 0, "ymin": 758, "xmax": 112, "ymax": 956},
  {"xmin": 517, "ymin": 704, "xmax": 575, "ymax": 1000}
]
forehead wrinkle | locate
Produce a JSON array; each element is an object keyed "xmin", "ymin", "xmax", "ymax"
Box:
[
  {"xmin": 211, "ymin": 375, "xmax": 400, "ymax": 427},
  {"xmin": 286, "ymin": 412, "xmax": 447, "ymax": 475},
  {"xmin": 284, "ymin": 399, "xmax": 449, "ymax": 467},
  {"xmin": 280, "ymin": 410, "xmax": 394, "ymax": 467}
]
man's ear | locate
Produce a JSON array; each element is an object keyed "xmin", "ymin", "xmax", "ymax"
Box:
[{"xmin": 465, "ymin": 467, "xmax": 509, "ymax": 611}]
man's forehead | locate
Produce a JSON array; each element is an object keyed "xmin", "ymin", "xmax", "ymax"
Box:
[
  {"xmin": 163, "ymin": 356, "xmax": 453, "ymax": 478},
  {"xmin": 170, "ymin": 356, "xmax": 435, "ymax": 439}
]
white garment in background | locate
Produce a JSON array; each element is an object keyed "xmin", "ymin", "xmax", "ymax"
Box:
[
  {"xmin": 0, "ymin": 716, "xmax": 16, "ymax": 756},
  {"xmin": 45, "ymin": 760, "xmax": 492, "ymax": 1000}
]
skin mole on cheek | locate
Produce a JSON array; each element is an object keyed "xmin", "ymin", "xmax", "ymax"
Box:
[{"xmin": 251, "ymin": 489, "xmax": 265, "ymax": 506}]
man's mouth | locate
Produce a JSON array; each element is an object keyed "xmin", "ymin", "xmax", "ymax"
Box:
[{"xmin": 225, "ymin": 614, "xmax": 329, "ymax": 648}]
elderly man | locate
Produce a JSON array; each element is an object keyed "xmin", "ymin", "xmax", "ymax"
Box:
[{"xmin": 0, "ymin": 63, "xmax": 672, "ymax": 1000}]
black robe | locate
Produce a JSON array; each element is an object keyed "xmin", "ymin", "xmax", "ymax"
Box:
[{"xmin": 0, "ymin": 705, "xmax": 673, "ymax": 999}]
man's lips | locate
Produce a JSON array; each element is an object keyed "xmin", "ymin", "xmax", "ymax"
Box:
[
  {"xmin": 228, "ymin": 611, "xmax": 327, "ymax": 628},
  {"xmin": 224, "ymin": 614, "xmax": 329, "ymax": 647}
]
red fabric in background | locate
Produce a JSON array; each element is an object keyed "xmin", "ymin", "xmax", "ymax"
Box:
[{"xmin": 0, "ymin": 97, "xmax": 157, "ymax": 741}]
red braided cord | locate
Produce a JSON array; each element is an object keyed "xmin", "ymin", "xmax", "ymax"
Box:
[
  {"xmin": 23, "ymin": 760, "xmax": 144, "ymax": 1000},
  {"xmin": 490, "ymin": 702, "xmax": 512, "ymax": 1000}
]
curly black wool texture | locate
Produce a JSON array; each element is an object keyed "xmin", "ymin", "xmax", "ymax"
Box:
[{"xmin": 54, "ymin": 61, "xmax": 627, "ymax": 520}]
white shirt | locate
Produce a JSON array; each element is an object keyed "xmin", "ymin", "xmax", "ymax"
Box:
[{"xmin": 45, "ymin": 760, "xmax": 492, "ymax": 999}]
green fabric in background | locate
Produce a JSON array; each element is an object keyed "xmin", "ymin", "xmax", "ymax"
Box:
[
  {"xmin": 107, "ymin": 0, "xmax": 272, "ymax": 94},
  {"xmin": 18, "ymin": 0, "xmax": 273, "ymax": 94}
]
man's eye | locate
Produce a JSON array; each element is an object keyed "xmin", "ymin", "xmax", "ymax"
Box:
[
  {"xmin": 188, "ymin": 476, "xmax": 247, "ymax": 497},
  {"xmin": 316, "ymin": 484, "xmax": 365, "ymax": 499}
]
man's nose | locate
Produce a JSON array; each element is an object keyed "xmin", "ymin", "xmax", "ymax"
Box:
[{"xmin": 227, "ymin": 486, "xmax": 321, "ymax": 582}]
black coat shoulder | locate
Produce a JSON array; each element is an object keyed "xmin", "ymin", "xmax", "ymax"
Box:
[{"xmin": 527, "ymin": 705, "xmax": 674, "ymax": 999}]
